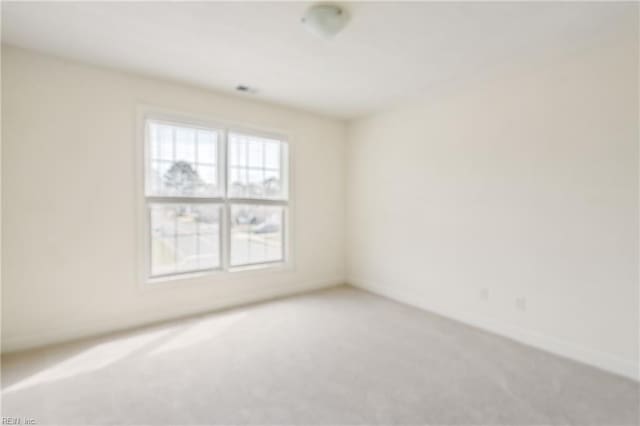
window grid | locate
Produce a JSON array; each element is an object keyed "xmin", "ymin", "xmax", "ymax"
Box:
[
  {"xmin": 229, "ymin": 134, "xmax": 285, "ymax": 200},
  {"xmin": 147, "ymin": 120, "xmax": 220, "ymax": 198},
  {"xmin": 229, "ymin": 204, "xmax": 285, "ymax": 268},
  {"xmin": 149, "ymin": 203, "xmax": 222, "ymax": 278},
  {"xmin": 145, "ymin": 118, "xmax": 288, "ymax": 281}
]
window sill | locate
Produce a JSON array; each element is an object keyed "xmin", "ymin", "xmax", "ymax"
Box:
[
  {"xmin": 227, "ymin": 261, "xmax": 290, "ymax": 273},
  {"xmin": 145, "ymin": 268, "xmax": 223, "ymax": 285}
]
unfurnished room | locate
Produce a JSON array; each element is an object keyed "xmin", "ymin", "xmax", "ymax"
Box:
[{"xmin": 1, "ymin": 1, "xmax": 639, "ymax": 425}]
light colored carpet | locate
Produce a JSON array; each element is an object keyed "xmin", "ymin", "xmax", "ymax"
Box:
[{"xmin": 2, "ymin": 286, "xmax": 638, "ymax": 425}]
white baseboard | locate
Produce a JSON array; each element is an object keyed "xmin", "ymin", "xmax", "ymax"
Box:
[
  {"xmin": 350, "ymin": 278, "xmax": 639, "ymax": 382},
  {"xmin": 2, "ymin": 278, "xmax": 343, "ymax": 354}
]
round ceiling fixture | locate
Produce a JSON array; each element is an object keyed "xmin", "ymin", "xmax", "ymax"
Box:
[{"xmin": 301, "ymin": 4, "xmax": 350, "ymax": 39}]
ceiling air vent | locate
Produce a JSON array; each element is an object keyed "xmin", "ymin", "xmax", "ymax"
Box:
[{"xmin": 236, "ymin": 85, "xmax": 257, "ymax": 94}]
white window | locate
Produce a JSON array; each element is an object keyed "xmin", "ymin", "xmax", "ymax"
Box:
[{"xmin": 143, "ymin": 117, "xmax": 289, "ymax": 280}]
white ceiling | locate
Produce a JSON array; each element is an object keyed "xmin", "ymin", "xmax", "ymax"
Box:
[{"xmin": 2, "ymin": 1, "xmax": 634, "ymax": 119}]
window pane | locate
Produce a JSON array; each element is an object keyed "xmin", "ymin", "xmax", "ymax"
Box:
[
  {"xmin": 229, "ymin": 167, "xmax": 247, "ymax": 198},
  {"xmin": 150, "ymin": 160, "xmax": 171, "ymax": 195},
  {"xmin": 150, "ymin": 203, "xmax": 221, "ymax": 277},
  {"xmin": 265, "ymin": 142, "xmax": 280, "ymax": 169},
  {"xmin": 230, "ymin": 138, "xmax": 246, "ymax": 166},
  {"xmin": 151, "ymin": 124, "xmax": 174, "ymax": 160},
  {"xmin": 147, "ymin": 121, "xmax": 220, "ymax": 197},
  {"xmin": 197, "ymin": 233, "xmax": 218, "ymax": 269},
  {"xmin": 197, "ymin": 165, "xmax": 217, "ymax": 188},
  {"xmin": 230, "ymin": 204, "xmax": 284, "ymax": 267},
  {"xmin": 248, "ymin": 141, "xmax": 263, "ymax": 168},
  {"xmin": 248, "ymin": 169, "xmax": 264, "ymax": 198},
  {"xmin": 197, "ymin": 130, "xmax": 216, "ymax": 163},
  {"xmin": 176, "ymin": 235, "xmax": 198, "ymax": 272},
  {"xmin": 264, "ymin": 169, "xmax": 281, "ymax": 198},
  {"xmin": 227, "ymin": 132, "xmax": 287, "ymax": 200},
  {"xmin": 175, "ymin": 128, "xmax": 196, "ymax": 162}
]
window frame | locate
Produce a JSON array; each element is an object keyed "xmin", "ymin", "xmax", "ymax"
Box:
[
  {"xmin": 145, "ymin": 117, "xmax": 226, "ymax": 200},
  {"xmin": 137, "ymin": 108, "xmax": 292, "ymax": 285}
]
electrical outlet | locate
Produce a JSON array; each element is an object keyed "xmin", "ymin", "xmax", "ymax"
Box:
[
  {"xmin": 516, "ymin": 297, "xmax": 527, "ymax": 311},
  {"xmin": 479, "ymin": 288, "xmax": 489, "ymax": 301}
]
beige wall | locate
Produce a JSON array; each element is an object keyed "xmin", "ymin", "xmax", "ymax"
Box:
[
  {"xmin": 1, "ymin": 46, "xmax": 346, "ymax": 352},
  {"xmin": 346, "ymin": 29, "xmax": 639, "ymax": 379}
]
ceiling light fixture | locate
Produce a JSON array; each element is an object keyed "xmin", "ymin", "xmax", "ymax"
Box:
[{"xmin": 301, "ymin": 4, "xmax": 350, "ymax": 39}]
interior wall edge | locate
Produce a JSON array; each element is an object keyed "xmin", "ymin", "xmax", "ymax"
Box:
[{"xmin": 349, "ymin": 278, "xmax": 639, "ymax": 382}]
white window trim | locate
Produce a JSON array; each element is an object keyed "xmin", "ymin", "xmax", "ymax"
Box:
[{"xmin": 135, "ymin": 106, "xmax": 294, "ymax": 287}]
